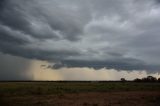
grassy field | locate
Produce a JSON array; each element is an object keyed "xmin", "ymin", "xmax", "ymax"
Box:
[
  {"xmin": 0, "ymin": 81, "xmax": 160, "ymax": 95},
  {"xmin": 0, "ymin": 81, "xmax": 160, "ymax": 106}
]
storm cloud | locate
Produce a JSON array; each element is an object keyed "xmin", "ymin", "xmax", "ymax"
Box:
[{"xmin": 1, "ymin": 0, "xmax": 160, "ymax": 72}]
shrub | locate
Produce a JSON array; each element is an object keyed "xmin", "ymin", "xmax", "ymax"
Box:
[
  {"xmin": 121, "ymin": 78, "xmax": 126, "ymax": 82},
  {"xmin": 134, "ymin": 78, "xmax": 142, "ymax": 82}
]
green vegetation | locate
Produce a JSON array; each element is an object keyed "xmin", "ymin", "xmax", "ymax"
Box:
[
  {"xmin": 134, "ymin": 76, "xmax": 160, "ymax": 82},
  {"xmin": 0, "ymin": 82, "xmax": 160, "ymax": 96}
]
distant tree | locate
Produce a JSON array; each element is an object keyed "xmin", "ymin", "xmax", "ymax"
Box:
[
  {"xmin": 134, "ymin": 78, "xmax": 141, "ymax": 82},
  {"xmin": 121, "ymin": 78, "xmax": 126, "ymax": 82},
  {"xmin": 141, "ymin": 76, "xmax": 157, "ymax": 82},
  {"xmin": 141, "ymin": 77, "xmax": 148, "ymax": 82},
  {"xmin": 158, "ymin": 78, "xmax": 160, "ymax": 82},
  {"xmin": 147, "ymin": 76, "xmax": 157, "ymax": 82}
]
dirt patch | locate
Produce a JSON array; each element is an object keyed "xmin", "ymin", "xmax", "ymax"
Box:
[{"xmin": 1, "ymin": 91, "xmax": 160, "ymax": 106}]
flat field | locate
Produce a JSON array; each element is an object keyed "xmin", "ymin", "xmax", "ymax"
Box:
[{"xmin": 0, "ymin": 81, "xmax": 160, "ymax": 106}]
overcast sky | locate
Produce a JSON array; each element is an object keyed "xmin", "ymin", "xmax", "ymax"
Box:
[{"xmin": 0, "ymin": 0, "xmax": 160, "ymax": 80}]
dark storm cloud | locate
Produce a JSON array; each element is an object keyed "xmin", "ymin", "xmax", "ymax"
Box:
[
  {"xmin": 0, "ymin": 0, "xmax": 59, "ymax": 39},
  {"xmin": 156, "ymin": 0, "xmax": 160, "ymax": 3},
  {"xmin": 51, "ymin": 58, "xmax": 160, "ymax": 72},
  {"xmin": 0, "ymin": 0, "xmax": 90, "ymax": 40},
  {"xmin": 0, "ymin": 0, "xmax": 6, "ymax": 8},
  {"xmin": 0, "ymin": 24, "xmax": 30, "ymax": 45},
  {"xmin": 0, "ymin": 0, "xmax": 160, "ymax": 72}
]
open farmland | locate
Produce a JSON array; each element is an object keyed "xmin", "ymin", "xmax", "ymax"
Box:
[{"xmin": 0, "ymin": 81, "xmax": 160, "ymax": 106}]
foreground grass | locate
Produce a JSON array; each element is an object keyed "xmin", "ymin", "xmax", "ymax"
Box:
[
  {"xmin": 0, "ymin": 82, "xmax": 160, "ymax": 106},
  {"xmin": 0, "ymin": 82, "xmax": 160, "ymax": 96}
]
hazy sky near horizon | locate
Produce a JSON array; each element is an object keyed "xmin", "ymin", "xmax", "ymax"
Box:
[{"xmin": 0, "ymin": 0, "xmax": 160, "ymax": 80}]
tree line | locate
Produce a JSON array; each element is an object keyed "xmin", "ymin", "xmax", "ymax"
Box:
[
  {"xmin": 121, "ymin": 76, "xmax": 160, "ymax": 82},
  {"xmin": 133, "ymin": 76, "xmax": 160, "ymax": 82}
]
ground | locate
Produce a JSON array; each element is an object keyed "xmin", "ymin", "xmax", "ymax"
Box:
[{"xmin": 0, "ymin": 82, "xmax": 160, "ymax": 106}]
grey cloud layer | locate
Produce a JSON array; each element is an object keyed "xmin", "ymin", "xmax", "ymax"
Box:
[{"xmin": 0, "ymin": 0, "xmax": 160, "ymax": 71}]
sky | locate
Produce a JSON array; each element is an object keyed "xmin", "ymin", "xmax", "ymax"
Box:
[{"xmin": 0, "ymin": 0, "xmax": 160, "ymax": 80}]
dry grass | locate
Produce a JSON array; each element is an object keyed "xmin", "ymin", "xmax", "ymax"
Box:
[{"xmin": 0, "ymin": 82, "xmax": 160, "ymax": 106}]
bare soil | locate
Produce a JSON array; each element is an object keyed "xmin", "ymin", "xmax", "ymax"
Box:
[{"xmin": 1, "ymin": 91, "xmax": 160, "ymax": 106}]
